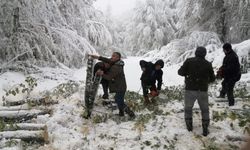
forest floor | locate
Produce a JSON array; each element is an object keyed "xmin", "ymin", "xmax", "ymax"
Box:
[{"xmin": 0, "ymin": 57, "xmax": 249, "ymax": 150}]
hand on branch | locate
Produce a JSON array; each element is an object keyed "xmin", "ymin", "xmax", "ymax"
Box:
[{"xmin": 88, "ymin": 54, "xmax": 100, "ymax": 59}]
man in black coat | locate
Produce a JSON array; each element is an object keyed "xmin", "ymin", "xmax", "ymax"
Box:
[
  {"xmin": 140, "ymin": 59, "xmax": 164, "ymax": 104},
  {"xmin": 217, "ymin": 43, "xmax": 241, "ymax": 106},
  {"xmin": 178, "ymin": 47, "xmax": 215, "ymax": 136}
]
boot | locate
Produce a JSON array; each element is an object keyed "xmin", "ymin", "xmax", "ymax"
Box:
[
  {"xmin": 143, "ymin": 96, "xmax": 150, "ymax": 105},
  {"xmin": 202, "ymin": 119, "xmax": 210, "ymax": 136},
  {"xmin": 102, "ymin": 94, "xmax": 109, "ymax": 99},
  {"xmin": 124, "ymin": 107, "xmax": 135, "ymax": 119},
  {"xmin": 119, "ymin": 108, "xmax": 125, "ymax": 117},
  {"xmin": 82, "ymin": 110, "xmax": 91, "ymax": 119},
  {"xmin": 185, "ymin": 118, "xmax": 193, "ymax": 131},
  {"xmin": 217, "ymin": 92, "xmax": 225, "ymax": 98}
]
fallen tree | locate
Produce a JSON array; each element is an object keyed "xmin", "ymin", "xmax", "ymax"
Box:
[
  {"xmin": 0, "ymin": 109, "xmax": 51, "ymax": 121},
  {"xmin": 0, "ymin": 130, "xmax": 49, "ymax": 143}
]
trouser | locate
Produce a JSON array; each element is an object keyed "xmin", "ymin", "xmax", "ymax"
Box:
[
  {"xmin": 220, "ymin": 79, "xmax": 236, "ymax": 106},
  {"xmin": 184, "ymin": 90, "xmax": 209, "ymax": 121},
  {"xmin": 101, "ymin": 79, "xmax": 109, "ymax": 98},
  {"xmin": 141, "ymin": 81, "xmax": 156, "ymax": 97},
  {"xmin": 114, "ymin": 91, "xmax": 127, "ymax": 110},
  {"xmin": 114, "ymin": 91, "xmax": 135, "ymax": 117}
]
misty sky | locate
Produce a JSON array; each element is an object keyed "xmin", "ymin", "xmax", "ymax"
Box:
[{"xmin": 94, "ymin": 0, "xmax": 144, "ymax": 17}]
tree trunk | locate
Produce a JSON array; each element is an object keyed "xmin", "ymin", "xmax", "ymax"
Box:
[
  {"xmin": 5, "ymin": 97, "xmax": 58, "ymax": 106},
  {"xmin": 0, "ymin": 109, "xmax": 51, "ymax": 121},
  {"xmin": 0, "ymin": 130, "xmax": 49, "ymax": 143},
  {"xmin": 3, "ymin": 123, "xmax": 47, "ymax": 131}
]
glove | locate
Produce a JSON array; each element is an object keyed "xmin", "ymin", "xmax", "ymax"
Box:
[
  {"xmin": 149, "ymin": 90, "xmax": 159, "ymax": 97},
  {"xmin": 216, "ymin": 66, "xmax": 224, "ymax": 79}
]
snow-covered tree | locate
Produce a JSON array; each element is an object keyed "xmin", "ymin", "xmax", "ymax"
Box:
[
  {"xmin": 175, "ymin": 0, "xmax": 250, "ymax": 43},
  {"xmin": 123, "ymin": 0, "xmax": 178, "ymax": 54},
  {"xmin": 0, "ymin": 0, "xmax": 112, "ymax": 69}
]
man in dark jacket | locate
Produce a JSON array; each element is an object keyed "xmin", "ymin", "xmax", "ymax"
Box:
[
  {"xmin": 94, "ymin": 62, "xmax": 110, "ymax": 99},
  {"xmin": 91, "ymin": 52, "xmax": 135, "ymax": 119},
  {"xmin": 140, "ymin": 59, "xmax": 164, "ymax": 104},
  {"xmin": 217, "ymin": 43, "xmax": 241, "ymax": 106},
  {"xmin": 178, "ymin": 47, "xmax": 215, "ymax": 136}
]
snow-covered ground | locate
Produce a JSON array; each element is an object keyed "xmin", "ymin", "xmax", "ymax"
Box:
[{"xmin": 0, "ymin": 56, "xmax": 249, "ymax": 150}]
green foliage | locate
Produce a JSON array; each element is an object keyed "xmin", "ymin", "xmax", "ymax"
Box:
[
  {"xmin": 212, "ymin": 110, "xmax": 250, "ymax": 132},
  {"xmin": 125, "ymin": 90, "xmax": 143, "ymax": 101},
  {"xmin": 52, "ymin": 80, "xmax": 79, "ymax": 98},
  {"xmin": 0, "ymin": 119, "xmax": 6, "ymax": 132},
  {"xmin": 212, "ymin": 110, "xmax": 228, "ymax": 122},
  {"xmin": 234, "ymin": 83, "xmax": 249, "ymax": 99},
  {"xmin": 3, "ymin": 76, "xmax": 37, "ymax": 105},
  {"xmin": 143, "ymin": 140, "xmax": 151, "ymax": 146},
  {"xmin": 134, "ymin": 113, "xmax": 155, "ymax": 133},
  {"xmin": 92, "ymin": 114, "xmax": 104, "ymax": 124},
  {"xmin": 125, "ymin": 91, "xmax": 145, "ymax": 112},
  {"xmin": 5, "ymin": 140, "xmax": 19, "ymax": 147},
  {"xmin": 160, "ymin": 85, "xmax": 184, "ymax": 101}
]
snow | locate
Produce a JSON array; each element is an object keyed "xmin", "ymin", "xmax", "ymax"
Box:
[{"xmin": 0, "ymin": 40, "xmax": 250, "ymax": 149}]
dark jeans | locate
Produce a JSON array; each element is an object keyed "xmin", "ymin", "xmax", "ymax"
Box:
[
  {"xmin": 114, "ymin": 91, "xmax": 127, "ymax": 110},
  {"xmin": 220, "ymin": 79, "xmax": 236, "ymax": 106},
  {"xmin": 101, "ymin": 79, "xmax": 109, "ymax": 98},
  {"xmin": 184, "ymin": 90, "xmax": 209, "ymax": 121},
  {"xmin": 141, "ymin": 81, "xmax": 156, "ymax": 97}
]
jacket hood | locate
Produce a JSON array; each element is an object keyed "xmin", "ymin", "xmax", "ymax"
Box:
[
  {"xmin": 140, "ymin": 60, "xmax": 147, "ymax": 68},
  {"xmin": 155, "ymin": 59, "xmax": 164, "ymax": 68}
]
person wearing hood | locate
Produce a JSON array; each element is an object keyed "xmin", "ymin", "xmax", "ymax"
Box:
[
  {"xmin": 217, "ymin": 43, "xmax": 241, "ymax": 106},
  {"xmin": 90, "ymin": 52, "xmax": 135, "ymax": 119},
  {"xmin": 178, "ymin": 46, "xmax": 215, "ymax": 136},
  {"xmin": 139, "ymin": 59, "xmax": 164, "ymax": 105}
]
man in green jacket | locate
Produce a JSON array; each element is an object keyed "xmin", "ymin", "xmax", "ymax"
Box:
[
  {"xmin": 90, "ymin": 52, "xmax": 135, "ymax": 119},
  {"xmin": 178, "ymin": 47, "xmax": 215, "ymax": 136}
]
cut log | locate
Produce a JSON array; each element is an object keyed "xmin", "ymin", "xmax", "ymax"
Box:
[
  {"xmin": 226, "ymin": 135, "xmax": 248, "ymax": 142},
  {"xmin": 0, "ymin": 109, "xmax": 51, "ymax": 121},
  {"xmin": 0, "ymin": 104, "xmax": 30, "ymax": 111},
  {"xmin": 0, "ymin": 130, "xmax": 49, "ymax": 143},
  {"xmin": 5, "ymin": 97, "xmax": 58, "ymax": 106},
  {"xmin": 3, "ymin": 123, "xmax": 47, "ymax": 131},
  {"xmin": 0, "ymin": 105, "xmax": 50, "ymax": 111}
]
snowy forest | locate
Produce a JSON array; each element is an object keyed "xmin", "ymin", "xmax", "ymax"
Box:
[{"xmin": 0, "ymin": 0, "xmax": 250, "ymax": 149}]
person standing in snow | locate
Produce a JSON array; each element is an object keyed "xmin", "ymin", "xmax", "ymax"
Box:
[
  {"xmin": 178, "ymin": 47, "xmax": 215, "ymax": 136},
  {"xmin": 139, "ymin": 59, "xmax": 164, "ymax": 105},
  {"xmin": 90, "ymin": 52, "xmax": 135, "ymax": 119},
  {"xmin": 94, "ymin": 62, "xmax": 110, "ymax": 99},
  {"xmin": 217, "ymin": 43, "xmax": 241, "ymax": 106}
]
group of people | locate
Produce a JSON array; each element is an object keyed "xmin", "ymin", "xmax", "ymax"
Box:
[{"xmin": 89, "ymin": 42, "xmax": 241, "ymax": 136}]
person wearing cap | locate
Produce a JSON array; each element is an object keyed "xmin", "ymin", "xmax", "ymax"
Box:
[
  {"xmin": 139, "ymin": 59, "xmax": 164, "ymax": 105},
  {"xmin": 217, "ymin": 43, "xmax": 241, "ymax": 106},
  {"xmin": 178, "ymin": 46, "xmax": 215, "ymax": 136}
]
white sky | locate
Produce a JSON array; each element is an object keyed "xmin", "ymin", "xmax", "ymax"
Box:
[{"xmin": 94, "ymin": 0, "xmax": 144, "ymax": 17}]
